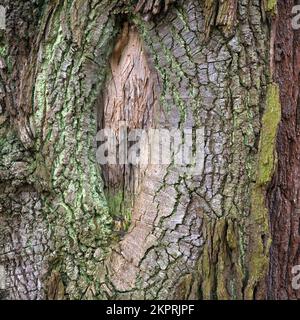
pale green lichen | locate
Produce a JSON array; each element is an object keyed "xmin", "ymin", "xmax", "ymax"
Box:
[{"xmin": 29, "ymin": 0, "xmax": 117, "ymax": 299}]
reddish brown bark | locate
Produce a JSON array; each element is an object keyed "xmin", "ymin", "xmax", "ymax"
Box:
[{"xmin": 268, "ymin": 0, "xmax": 300, "ymax": 300}]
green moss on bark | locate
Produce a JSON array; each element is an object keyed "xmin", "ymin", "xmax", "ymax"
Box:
[
  {"xmin": 257, "ymin": 84, "xmax": 281, "ymax": 185},
  {"xmin": 265, "ymin": 0, "xmax": 277, "ymax": 15},
  {"xmin": 106, "ymin": 190, "xmax": 132, "ymax": 235},
  {"xmin": 246, "ymin": 83, "xmax": 281, "ymax": 299}
]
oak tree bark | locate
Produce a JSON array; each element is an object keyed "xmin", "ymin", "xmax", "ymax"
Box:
[{"xmin": 0, "ymin": 0, "xmax": 297, "ymax": 300}]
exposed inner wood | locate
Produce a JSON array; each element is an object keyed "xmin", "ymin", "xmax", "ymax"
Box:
[{"xmin": 99, "ymin": 24, "xmax": 161, "ymax": 232}]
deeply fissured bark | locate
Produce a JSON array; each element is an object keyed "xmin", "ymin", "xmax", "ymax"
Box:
[{"xmin": 0, "ymin": 0, "xmax": 296, "ymax": 300}]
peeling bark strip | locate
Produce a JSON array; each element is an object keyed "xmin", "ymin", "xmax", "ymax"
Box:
[{"xmin": 0, "ymin": 0, "xmax": 293, "ymax": 300}]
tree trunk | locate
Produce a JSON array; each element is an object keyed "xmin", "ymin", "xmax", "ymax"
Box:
[{"xmin": 0, "ymin": 0, "xmax": 297, "ymax": 300}]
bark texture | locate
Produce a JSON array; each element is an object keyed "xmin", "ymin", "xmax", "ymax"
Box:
[
  {"xmin": 0, "ymin": 0, "xmax": 297, "ymax": 301},
  {"xmin": 267, "ymin": 0, "xmax": 300, "ymax": 300},
  {"xmin": 100, "ymin": 0, "xmax": 272, "ymax": 300},
  {"xmin": 0, "ymin": 0, "xmax": 52, "ymax": 300}
]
